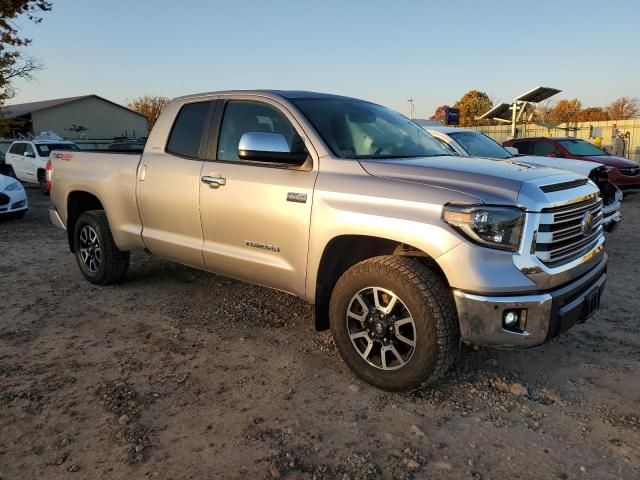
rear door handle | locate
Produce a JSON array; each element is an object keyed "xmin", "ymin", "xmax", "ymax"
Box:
[{"xmin": 201, "ymin": 175, "xmax": 226, "ymax": 188}]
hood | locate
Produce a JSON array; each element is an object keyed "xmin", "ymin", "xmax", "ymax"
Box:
[
  {"xmin": 580, "ymin": 155, "xmax": 637, "ymax": 168},
  {"xmin": 358, "ymin": 155, "xmax": 576, "ymax": 204},
  {"xmin": 517, "ymin": 155, "xmax": 598, "ymax": 176}
]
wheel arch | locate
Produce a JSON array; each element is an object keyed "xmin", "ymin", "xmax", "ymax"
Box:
[
  {"xmin": 66, "ymin": 190, "xmax": 105, "ymax": 252},
  {"xmin": 312, "ymin": 234, "xmax": 448, "ymax": 331}
]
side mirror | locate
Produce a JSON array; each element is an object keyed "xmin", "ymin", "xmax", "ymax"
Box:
[
  {"xmin": 504, "ymin": 146, "xmax": 519, "ymax": 156},
  {"xmin": 24, "ymin": 151, "xmax": 36, "ymax": 158},
  {"xmin": 238, "ymin": 132, "xmax": 307, "ymax": 165}
]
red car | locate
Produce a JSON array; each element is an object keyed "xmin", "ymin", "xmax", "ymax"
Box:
[{"xmin": 503, "ymin": 136, "xmax": 640, "ymax": 193}]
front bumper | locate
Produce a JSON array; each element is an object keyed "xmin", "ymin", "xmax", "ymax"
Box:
[
  {"xmin": 453, "ymin": 254, "xmax": 607, "ymax": 347},
  {"xmin": 0, "ymin": 189, "xmax": 28, "ymax": 215}
]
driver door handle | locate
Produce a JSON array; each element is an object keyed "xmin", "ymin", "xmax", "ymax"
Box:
[{"xmin": 201, "ymin": 175, "xmax": 226, "ymax": 188}]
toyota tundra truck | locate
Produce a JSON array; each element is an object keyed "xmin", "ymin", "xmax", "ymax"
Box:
[{"xmin": 48, "ymin": 90, "xmax": 608, "ymax": 391}]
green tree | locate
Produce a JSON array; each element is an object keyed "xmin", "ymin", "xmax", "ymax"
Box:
[
  {"xmin": 453, "ymin": 90, "xmax": 492, "ymax": 126},
  {"xmin": 128, "ymin": 95, "xmax": 171, "ymax": 133},
  {"xmin": 0, "ymin": 1, "xmax": 52, "ymax": 110}
]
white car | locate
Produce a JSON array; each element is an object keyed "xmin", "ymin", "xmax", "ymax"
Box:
[
  {"xmin": 0, "ymin": 174, "xmax": 28, "ymax": 219},
  {"xmin": 5, "ymin": 133, "xmax": 79, "ymax": 195},
  {"xmin": 425, "ymin": 126, "xmax": 622, "ymax": 232}
]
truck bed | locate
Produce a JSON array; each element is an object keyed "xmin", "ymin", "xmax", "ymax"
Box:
[{"xmin": 49, "ymin": 150, "xmax": 146, "ymax": 251}]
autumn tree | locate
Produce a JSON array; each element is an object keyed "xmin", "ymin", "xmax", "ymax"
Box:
[
  {"xmin": 0, "ymin": 1, "xmax": 52, "ymax": 110},
  {"xmin": 453, "ymin": 90, "xmax": 492, "ymax": 126},
  {"xmin": 576, "ymin": 107, "xmax": 609, "ymax": 122},
  {"xmin": 128, "ymin": 95, "xmax": 170, "ymax": 133},
  {"xmin": 606, "ymin": 97, "xmax": 638, "ymax": 120},
  {"xmin": 547, "ymin": 98, "xmax": 582, "ymax": 124},
  {"xmin": 429, "ymin": 104, "xmax": 449, "ymax": 123}
]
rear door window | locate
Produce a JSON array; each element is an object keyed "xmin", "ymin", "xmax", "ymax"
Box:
[
  {"xmin": 9, "ymin": 143, "xmax": 26, "ymax": 155},
  {"xmin": 166, "ymin": 102, "xmax": 210, "ymax": 159}
]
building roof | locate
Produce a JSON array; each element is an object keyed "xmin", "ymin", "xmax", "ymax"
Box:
[{"xmin": 2, "ymin": 94, "xmax": 147, "ymax": 119}]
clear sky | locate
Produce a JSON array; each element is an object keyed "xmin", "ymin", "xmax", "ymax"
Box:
[{"xmin": 8, "ymin": 0, "xmax": 640, "ymax": 118}]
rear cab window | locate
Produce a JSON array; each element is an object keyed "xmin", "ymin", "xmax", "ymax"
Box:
[{"xmin": 166, "ymin": 102, "xmax": 211, "ymax": 159}]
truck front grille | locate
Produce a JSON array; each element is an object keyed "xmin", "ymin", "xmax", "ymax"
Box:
[{"xmin": 535, "ymin": 195, "xmax": 604, "ymax": 266}]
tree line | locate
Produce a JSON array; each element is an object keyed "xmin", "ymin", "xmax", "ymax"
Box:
[{"xmin": 431, "ymin": 91, "xmax": 639, "ymax": 127}]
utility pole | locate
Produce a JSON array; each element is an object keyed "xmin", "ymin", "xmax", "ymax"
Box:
[{"xmin": 407, "ymin": 98, "xmax": 415, "ymax": 120}]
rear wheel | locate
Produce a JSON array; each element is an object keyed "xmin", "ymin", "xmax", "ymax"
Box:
[
  {"xmin": 6, "ymin": 166, "xmax": 17, "ymax": 179},
  {"xmin": 74, "ymin": 211, "xmax": 129, "ymax": 285},
  {"xmin": 329, "ymin": 256, "xmax": 459, "ymax": 391}
]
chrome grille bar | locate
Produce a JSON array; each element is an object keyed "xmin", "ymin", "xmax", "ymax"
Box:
[{"xmin": 535, "ymin": 195, "xmax": 605, "ymax": 266}]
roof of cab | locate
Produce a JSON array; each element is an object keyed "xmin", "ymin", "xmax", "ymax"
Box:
[{"xmin": 173, "ymin": 89, "xmax": 363, "ymax": 103}]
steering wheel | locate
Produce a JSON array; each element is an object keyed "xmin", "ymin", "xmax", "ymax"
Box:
[{"xmin": 373, "ymin": 143, "xmax": 395, "ymax": 156}]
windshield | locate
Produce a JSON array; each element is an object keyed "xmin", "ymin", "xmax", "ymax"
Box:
[
  {"xmin": 449, "ymin": 131, "xmax": 512, "ymax": 159},
  {"xmin": 558, "ymin": 139, "xmax": 606, "ymax": 156},
  {"xmin": 292, "ymin": 98, "xmax": 449, "ymax": 159},
  {"xmin": 36, "ymin": 143, "xmax": 79, "ymax": 156}
]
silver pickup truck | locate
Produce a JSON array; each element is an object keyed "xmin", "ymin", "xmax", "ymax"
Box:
[{"xmin": 49, "ymin": 90, "xmax": 608, "ymax": 391}]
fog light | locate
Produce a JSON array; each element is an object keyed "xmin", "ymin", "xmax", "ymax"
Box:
[
  {"xmin": 504, "ymin": 311, "xmax": 518, "ymax": 326},
  {"xmin": 502, "ymin": 308, "xmax": 527, "ymax": 332}
]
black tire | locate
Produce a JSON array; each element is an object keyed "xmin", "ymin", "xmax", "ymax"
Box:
[
  {"xmin": 37, "ymin": 170, "xmax": 49, "ymax": 195},
  {"xmin": 74, "ymin": 210, "xmax": 129, "ymax": 285},
  {"xmin": 6, "ymin": 165, "xmax": 17, "ymax": 179},
  {"xmin": 329, "ymin": 256, "xmax": 459, "ymax": 391}
]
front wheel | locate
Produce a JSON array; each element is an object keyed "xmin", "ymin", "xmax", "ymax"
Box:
[
  {"xmin": 74, "ymin": 211, "xmax": 129, "ymax": 285},
  {"xmin": 329, "ymin": 256, "xmax": 459, "ymax": 391}
]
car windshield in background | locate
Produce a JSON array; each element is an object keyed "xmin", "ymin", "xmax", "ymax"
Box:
[
  {"xmin": 292, "ymin": 98, "xmax": 449, "ymax": 159},
  {"xmin": 449, "ymin": 131, "xmax": 512, "ymax": 160},
  {"xmin": 558, "ymin": 139, "xmax": 606, "ymax": 156},
  {"xmin": 36, "ymin": 143, "xmax": 79, "ymax": 156}
]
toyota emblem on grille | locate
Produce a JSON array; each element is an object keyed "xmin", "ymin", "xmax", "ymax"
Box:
[{"xmin": 581, "ymin": 211, "xmax": 594, "ymax": 235}]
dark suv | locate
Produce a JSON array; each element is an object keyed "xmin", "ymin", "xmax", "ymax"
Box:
[{"xmin": 503, "ymin": 136, "xmax": 640, "ymax": 193}]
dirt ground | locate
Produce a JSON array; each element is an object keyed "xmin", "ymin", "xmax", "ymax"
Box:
[{"xmin": 0, "ymin": 187, "xmax": 638, "ymax": 480}]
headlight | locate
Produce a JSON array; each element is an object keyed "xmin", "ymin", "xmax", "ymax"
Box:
[
  {"xmin": 442, "ymin": 204, "xmax": 525, "ymax": 251},
  {"xmin": 4, "ymin": 181, "xmax": 23, "ymax": 192}
]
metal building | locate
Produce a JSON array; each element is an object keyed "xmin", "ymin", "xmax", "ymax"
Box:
[{"xmin": 1, "ymin": 95, "xmax": 148, "ymax": 139}]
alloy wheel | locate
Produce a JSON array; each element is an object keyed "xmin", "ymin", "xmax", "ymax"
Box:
[
  {"xmin": 346, "ymin": 286, "xmax": 417, "ymax": 370},
  {"xmin": 79, "ymin": 225, "xmax": 101, "ymax": 274}
]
